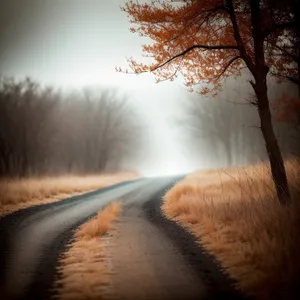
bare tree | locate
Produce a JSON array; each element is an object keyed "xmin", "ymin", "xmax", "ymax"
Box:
[
  {"xmin": 0, "ymin": 78, "xmax": 142, "ymax": 177},
  {"xmin": 179, "ymin": 80, "xmax": 299, "ymax": 168}
]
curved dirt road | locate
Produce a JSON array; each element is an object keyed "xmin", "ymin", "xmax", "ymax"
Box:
[
  {"xmin": 0, "ymin": 179, "xmax": 148, "ymax": 300},
  {"xmin": 107, "ymin": 179, "xmax": 246, "ymax": 300},
  {"xmin": 107, "ymin": 179, "xmax": 207, "ymax": 300},
  {"xmin": 0, "ymin": 177, "xmax": 246, "ymax": 300}
]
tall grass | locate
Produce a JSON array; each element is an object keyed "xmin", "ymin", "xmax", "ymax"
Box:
[
  {"xmin": 0, "ymin": 173, "xmax": 138, "ymax": 216},
  {"xmin": 163, "ymin": 159, "xmax": 300, "ymax": 300}
]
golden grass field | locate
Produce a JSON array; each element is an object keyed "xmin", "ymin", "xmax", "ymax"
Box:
[
  {"xmin": 0, "ymin": 173, "xmax": 138, "ymax": 216},
  {"xmin": 54, "ymin": 202, "xmax": 122, "ymax": 300},
  {"xmin": 162, "ymin": 158, "xmax": 300, "ymax": 300}
]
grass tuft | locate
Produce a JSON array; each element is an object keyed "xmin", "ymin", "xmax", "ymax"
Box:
[
  {"xmin": 76, "ymin": 202, "xmax": 122, "ymax": 241},
  {"xmin": 54, "ymin": 202, "xmax": 122, "ymax": 300}
]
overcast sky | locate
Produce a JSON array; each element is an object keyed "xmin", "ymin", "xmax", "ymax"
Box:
[{"xmin": 0, "ymin": 0, "xmax": 200, "ymax": 176}]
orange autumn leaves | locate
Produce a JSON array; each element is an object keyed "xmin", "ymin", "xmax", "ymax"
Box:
[
  {"xmin": 121, "ymin": 0, "xmax": 239, "ymax": 95},
  {"xmin": 121, "ymin": 0, "xmax": 296, "ymax": 95}
]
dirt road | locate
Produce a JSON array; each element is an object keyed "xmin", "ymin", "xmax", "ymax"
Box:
[
  {"xmin": 0, "ymin": 177, "xmax": 246, "ymax": 300},
  {"xmin": 107, "ymin": 178, "xmax": 207, "ymax": 300}
]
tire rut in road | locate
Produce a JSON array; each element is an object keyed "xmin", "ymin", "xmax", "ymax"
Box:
[
  {"xmin": 143, "ymin": 188, "xmax": 250, "ymax": 300},
  {"xmin": 107, "ymin": 178, "xmax": 208, "ymax": 300},
  {"xmin": 0, "ymin": 179, "xmax": 146, "ymax": 300}
]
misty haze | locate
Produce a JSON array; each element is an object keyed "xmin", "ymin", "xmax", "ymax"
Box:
[{"xmin": 0, "ymin": 1, "xmax": 299, "ymax": 300}]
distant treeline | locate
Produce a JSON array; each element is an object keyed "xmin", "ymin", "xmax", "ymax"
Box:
[
  {"xmin": 180, "ymin": 83, "xmax": 300, "ymax": 169},
  {"xmin": 0, "ymin": 78, "xmax": 141, "ymax": 177}
]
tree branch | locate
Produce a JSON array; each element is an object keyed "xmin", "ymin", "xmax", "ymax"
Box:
[
  {"xmin": 195, "ymin": 6, "xmax": 228, "ymax": 30},
  {"xmin": 215, "ymin": 56, "xmax": 242, "ymax": 81},
  {"xmin": 156, "ymin": 56, "xmax": 184, "ymax": 82},
  {"xmin": 263, "ymin": 21, "xmax": 296, "ymax": 39},
  {"xmin": 271, "ymin": 72, "xmax": 300, "ymax": 85},
  {"xmin": 226, "ymin": 0, "xmax": 255, "ymax": 74},
  {"xmin": 266, "ymin": 40, "xmax": 299, "ymax": 63},
  {"xmin": 286, "ymin": 76, "xmax": 299, "ymax": 85},
  {"xmin": 166, "ymin": 6, "xmax": 227, "ymax": 44},
  {"xmin": 150, "ymin": 44, "xmax": 239, "ymax": 72}
]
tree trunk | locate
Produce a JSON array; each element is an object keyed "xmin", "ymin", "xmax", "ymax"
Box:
[
  {"xmin": 253, "ymin": 80, "xmax": 291, "ymax": 205},
  {"xmin": 249, "ymin": 0, "xmax": 291, "ymax": 205},
  {"xmin": 293, "ymin": 0, "xmax": 300, "ymax": 97}
]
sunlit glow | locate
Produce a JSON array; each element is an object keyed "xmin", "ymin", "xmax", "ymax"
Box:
[
  {"xmin": 0, "ymin": 0, "xmax": 205, "ymax": 176},
  {"xmin": 143, "ymin": 164, "xmax": 196, "ymax": 178}
]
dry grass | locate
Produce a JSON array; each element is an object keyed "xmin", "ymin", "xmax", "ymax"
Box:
[
  {"xmin": 162, "ymin": 158, "xmax": 300, "ymax": 300},
  {"xmin": 54, "ymin": 202, "xmax": 122, "ymax": 300},
  {"xmin": 0, "ymin": 172, "xmax": 138, "ymax": 216}
]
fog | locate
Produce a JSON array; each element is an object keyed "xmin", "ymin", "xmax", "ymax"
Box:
[
  {"xmin": 0, "ymin": 0, "xmax": 298, "ymax": 177},
  {"xmin": 0, "ymin": 0, "xmax": 201, "ymax": 176}
]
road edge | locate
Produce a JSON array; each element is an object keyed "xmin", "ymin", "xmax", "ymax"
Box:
[{"xmin": 142, "ymin": 185, "xmax": 250, "ymax": 300}]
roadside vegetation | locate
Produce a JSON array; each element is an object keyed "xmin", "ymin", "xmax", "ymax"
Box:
[
  {"xmin": 0, "ymin": 173, "xmax": 137, "ymax": 216},
  {"xmin": 0, "ymin": 78, "xmax": 141, "ymax": 215},
  {"xmin": 54, "ymin": 202, "xmax": 122, "ymax": 300},
  {"xmin": 163, "ymin": 158, "xmax": 300, "ymax": 300}
]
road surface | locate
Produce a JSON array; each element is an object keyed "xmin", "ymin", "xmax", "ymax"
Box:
[{"xmin": 0, "ymin": 177, "xmax": 246, "ymax": 300}]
